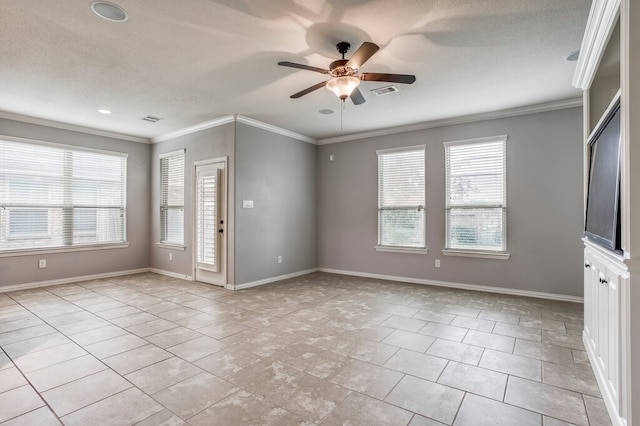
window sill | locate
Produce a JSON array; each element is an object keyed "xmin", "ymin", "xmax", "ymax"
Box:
[
  {"xmin": 0, "ymin": 242, "xmax": 130, "ymax": 258},
  {"xmin": 157, "ymin": 243, "xmax": 186, "ymax": 250},
  {"xmin": 442, "ymin": 249, "xmax": 510, "ymax": 260},
  {"xmin": 375, "ymin": 246, "xmax": 429, "ymax": 255}
]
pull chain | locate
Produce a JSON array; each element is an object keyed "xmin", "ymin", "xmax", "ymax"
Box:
[{"xmin": 340, "ymin": 100, "xmax": 344, "ymax": 131}]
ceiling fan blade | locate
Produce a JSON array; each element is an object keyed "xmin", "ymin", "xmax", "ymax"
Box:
[
  {"xmin": 278, "ymin": 61, "xmax": 329, "ymax": 74},
  {"xmin": 350, "ymin": 87, "xmax": 366, "ymax": 105},
  {"xmin": 290, "ymin": 81, "xmax": 329, "ymax": 98},
  {"xmin": 360, "ymin": 73, "xmax": 416, "ymax": 84},
  {"xmin": 346, "ymin": 42, "xmax": 380, "ymax": 69}
]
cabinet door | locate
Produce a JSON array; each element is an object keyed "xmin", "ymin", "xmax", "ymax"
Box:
[
  {"xmin": 603, "ymin": 268, "xmax": 620, "ymax": 411},
  {"xmin": 596, "ymin": 263, "xmax": 609, "ymax": 368},
  {"xmin": 583, "ymin": 255, "xmax": 595, "ymax": 343}
]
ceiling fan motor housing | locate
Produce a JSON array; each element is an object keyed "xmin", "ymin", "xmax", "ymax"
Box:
[{"xmin": 329, "ymin": 59, "xmax": 357, "ymax": 77}]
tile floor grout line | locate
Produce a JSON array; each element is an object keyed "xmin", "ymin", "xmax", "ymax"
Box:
[
  {"xmin": 0, "ymin": 345, "xmax": 65, "ymax": 425},
  {"xmin": 0, "ymin": 272, "xmax": 602, "ymax": 425}
]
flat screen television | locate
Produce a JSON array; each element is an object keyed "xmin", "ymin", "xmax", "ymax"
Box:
[{"xmin": 585, "ymin": 93, "xmax": 622, "ymax": 253}]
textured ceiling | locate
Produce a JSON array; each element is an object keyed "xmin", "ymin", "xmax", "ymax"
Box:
[{"xmin": 0, "ymin": 0, "xmax": 590, "ymax": 141}]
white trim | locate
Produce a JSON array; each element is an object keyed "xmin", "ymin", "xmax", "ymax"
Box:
[
  {"xmin": 0, "ymin": 243, "xmax": 130, "ymax": 258},
  {"xmin": 155, "ymin": 243, "xmax": 186, "ymax": 251},
  {"xmin": 374, "ymin": 246, "xmax": 428, "ymax": 255},
  {"xmin": 148, "ymin": 268, "xmax": 193, "ymax": 281},
  {"xmin": 191, "ymin": 156, "xmax": 229, "ymax": 287},
  {"xmin": 159, "ymin": 148, "xmax": 185, "ymax": 159},
  {"xmin": 572, "ymin": 0, "xmax": 621, "ymax": 90},
  {"xmin": 0, "ymin": 111, "xmax": 149, "ymax": 144},
  {"xmin": 583, "ymin": 332, "xmax": 625, "ymax": 426},
  {"xmin": 0, "ymin": 268, "xmax": 149, "ymax": 293},
  {"xmin": 587, "ymin": 89, "xmax": 621, "ymax": 142},
  {"xmin": 151, "ymin": 115, "xmax": 317, "ymax": 145},
  {"xmin": 443, "ymin": 134, "xmax": 508, "ymax": 148},
  {"xmin": 317, "ymin": 268, "xmax": 583, "ymax": 303},
  {"xmin": 235, "ymin": 115, "xmax": 316, "ymax": 144},
  {"xmin": 151, "ymin": 115, "xmax": 235, "ymax": 143},
  {"xmin": 317, "ymin": 99, "xmax": 582, "ymax": 145},
  {"xmin": 233, "ymin": 268, "xmax": 318, "ymax": 290},
  {"xmin": 375, "ymin": 144, "xmax": 426, "ymax": 155},
  {"xmin": 442, "ymin": 249, "xmax": 511, "ymax": 260}
]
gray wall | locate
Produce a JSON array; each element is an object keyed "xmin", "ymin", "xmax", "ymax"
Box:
[
  {"xmin": 234, "ymin": 123, "xmax": 317, "ymax": 285},
  {"xmin": 149, "ymin": 123, "xmax": 235, "ymax": 283},
  {"xmin": 0, "ymin": 118, "xmax": 151, "ymax": 287},
  {"xmin": 317, "ymin": 107, "xmax": 585, "ymax": 297}
]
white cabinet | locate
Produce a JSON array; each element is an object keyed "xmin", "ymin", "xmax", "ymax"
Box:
[{"xmin": 583, "ymin": 242, "xmax": 628, "ymax": 424}]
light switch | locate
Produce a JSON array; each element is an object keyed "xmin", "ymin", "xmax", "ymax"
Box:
[{"xmin": 243, "ymin": 200, "xmax": 254, "ymax": 209}]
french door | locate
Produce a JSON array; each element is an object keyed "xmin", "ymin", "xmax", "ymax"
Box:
[{"xmin": 194, "ymin": 158, "xmax": 227, "ymax": 286}]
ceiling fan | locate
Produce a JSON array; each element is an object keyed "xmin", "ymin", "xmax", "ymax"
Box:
[{"xmin": 278, "ymin": 41, "xmax": 416, "ymax": 105}]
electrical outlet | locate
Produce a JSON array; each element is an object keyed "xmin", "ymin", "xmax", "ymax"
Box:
[
  {"xmin": 169, "ymin": 253, "xmax": 173, "ymax": 261},
  {"xmin": 277, "ymin": 256, "xmax": 283, "ymax": 264},
  {"xmin": 435, "ymin": 259, "xmax": 440, "ymax": 268},
  {"xmin": 38, "ymin": 259, "xmax": 46, "ymax": 269}
]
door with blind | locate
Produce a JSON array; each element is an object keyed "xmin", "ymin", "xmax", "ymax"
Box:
[{"xmin": 194, "ymin": 159, "xmax": 227, "ymax": 286}]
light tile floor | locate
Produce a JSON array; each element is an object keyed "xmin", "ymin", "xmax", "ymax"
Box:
[{"xmin": 0, "ymin": 272, "xmax": 611, "ymax": 425}]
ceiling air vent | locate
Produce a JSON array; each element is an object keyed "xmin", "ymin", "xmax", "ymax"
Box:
[
  {"xmin": 141, "ymin": 115, "xmax": 163, "ymax": 123},
  {"xmin": 371, "ymin": 85, "xmax": 399, "ymax": 96}
]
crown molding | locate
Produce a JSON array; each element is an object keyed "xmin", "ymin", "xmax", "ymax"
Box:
[
  {"xmin": 235, "ymin": 115, "xmax": 316, "ymax": 144},
  {"xmin": 151, "ymin": 115, "xmax": 235, "ymax": 143},
  {"xmin": 572, "ymin": 0, "xmax": 620, "ymax": 90},
  {"xmin": 0, "ymin": 111, "xmax": 150, "ymax": 144},
  {"xmin": 151, "ymin": 114, "xmax": 316, "ymax": 145},
  {"xmin": 316, "ymin": 98, "xmax": 583, "ymax": 145}
]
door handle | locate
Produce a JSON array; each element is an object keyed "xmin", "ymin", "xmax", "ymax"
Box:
[{"xmin": 218, "ymin": 229, "xmax": 224, "ymax": 233}]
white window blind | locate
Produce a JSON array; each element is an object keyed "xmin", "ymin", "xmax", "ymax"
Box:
[
  {"xmin": 0, "ymin": 138, "xmax": 127, "ymax": 251},
  {"xmin": 444, "ymin": 136, "xmax": 506, "ymax": 252},
  {"xmin": 377, "ymin": 146, "xmax": 426, "ymax": 248},
  {"xmin": 160, "ymin": 150, "xmax": 184, "ymax": 245}
]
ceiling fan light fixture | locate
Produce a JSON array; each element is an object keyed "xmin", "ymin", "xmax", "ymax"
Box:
[{"xmin": 326, "ymin": 76, "xmax": 360, "ymax": 101}]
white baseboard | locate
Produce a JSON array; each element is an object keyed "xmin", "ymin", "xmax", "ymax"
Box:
[
  {"xmin": 317, "ymin": 268, "xmax": 584, "ymax": 303},
  {"xmin": 0, "ymin": 268, "xmax": 151, "ymax": 293},
  {"xmin": 234, "ymin": 268, "xmax": 319, "ymax": 290},
  {"xmin": 583, "ymin": 332, "xmax": 624, "ymax": 426},
  {"xmin": 148, "ymin": 268, "xmax": 193, "ymax": 281},
  {"xmin": 1, "ymin": 265, "xmax": 583, "ymax": 304}
]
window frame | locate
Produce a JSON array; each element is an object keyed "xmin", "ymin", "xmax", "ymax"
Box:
[
  {"xmin": 375, "ymin": 144, "xmax": 428, "ymax": 254},
  {"xmin": 158, "ymin": 149, "xmax": 186, "ymax": 248},
  {"xmin": 0, "ymin": 135, "xmax": 128, "ymax": 257},
  {"xmin": 442, "ymin": 135, "xmax": 510, "ymax": 260}
]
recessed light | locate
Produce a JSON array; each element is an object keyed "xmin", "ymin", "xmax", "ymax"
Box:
[
  {"xmin": 319, "ymin": 109, "xmax": 334, "ymax": 115},
  {"xmin": 566, "ymin": 50, "xmax": 580, "ymax": 62},
  {"xmin": 91, "ymin": 1, "xmax": 128, "ymax": 22},
  {"xmin": 98, "ymin": 109, "xmax": 112, "ymax": 114}
]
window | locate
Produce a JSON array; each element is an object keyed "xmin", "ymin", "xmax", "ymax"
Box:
[
  {"xmin": 444, "ymin": 136, "xmax": 507, "ymax": 254},
  {"xmin": 160, "ymin": 150, "xmax": 185, "ymax": 246},
  {"xmin": 0, "ymin": 137, "xmax": 127, "ymax": 252},
  {"xmin": 377, "ymin": 145, "xmax": 426, "ymax": 250}
]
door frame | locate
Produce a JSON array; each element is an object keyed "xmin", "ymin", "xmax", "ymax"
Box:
[{"xmin": 192, "ymin": 156, "xmax": 228, "ymax": 287}]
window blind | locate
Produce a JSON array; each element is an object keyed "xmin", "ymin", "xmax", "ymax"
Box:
[
  {"xmin": 160, "ymin": 150, "xmax": 185, "ymax": 245},
  {"xmin": 377, "ymin": 146, "xmax": 426, "ymax": 248},
  {"xmin": 0, "ymin": 138, "xmax": 127, "ymax": 251},
  {"xmin": 445, "ymin": 138, "xmax": 506, "ymax": 252},
  {"xmin": 196, "ymin": 166, "xmax": 219, "ymax": 271}
]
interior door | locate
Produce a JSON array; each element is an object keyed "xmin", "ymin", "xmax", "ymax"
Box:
[{"xmin": 194, "ymin": 159, "xmax": 226, "ymax": 286}]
